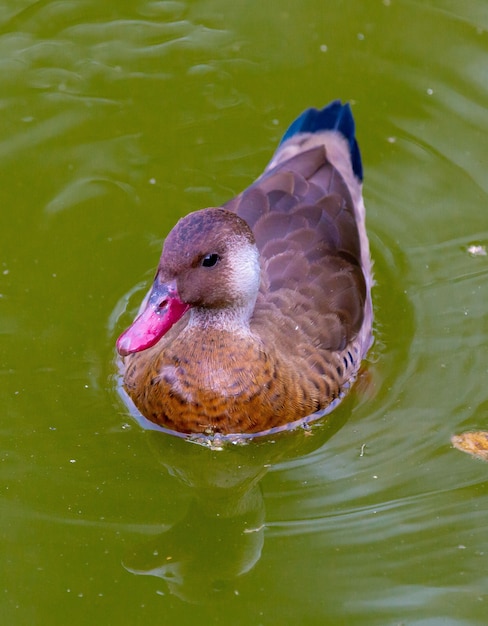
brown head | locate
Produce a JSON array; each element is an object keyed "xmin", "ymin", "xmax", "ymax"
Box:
[{"xmin": 116, "ymin": 208, "xmax": 260, "ymax": 355}]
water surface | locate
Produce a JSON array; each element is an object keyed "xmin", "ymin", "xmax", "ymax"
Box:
[{"xmin": 1, "ymin": 1, "xmax": 488, "ymax": 624}]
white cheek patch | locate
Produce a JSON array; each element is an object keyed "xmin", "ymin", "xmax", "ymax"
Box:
[{"xmin": 227, "ymin": 238, "xmax": 261, "ymax": 305}]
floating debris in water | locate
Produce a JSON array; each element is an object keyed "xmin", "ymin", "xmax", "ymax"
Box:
[
  {"xmin": 467, "ymin": 244, "xmax": 487, "ymax": 257},
  {"xmin": 451, "ymin": 431, "xmax": 488, "ymax": 461}
]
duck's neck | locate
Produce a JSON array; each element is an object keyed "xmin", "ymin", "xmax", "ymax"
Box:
[{"xmin": 187, "ymin": 301, "xmax": 255, "ymax": 335}]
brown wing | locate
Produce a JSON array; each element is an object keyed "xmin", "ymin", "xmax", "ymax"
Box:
[{"xmin": 223, "ymin": 145, "xmax": 366, "ymax": 352}]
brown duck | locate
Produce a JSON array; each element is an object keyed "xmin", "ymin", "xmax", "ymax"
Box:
[{"xmin": 117, "ymin": 100, "xmax": 373, "ymax": 436}]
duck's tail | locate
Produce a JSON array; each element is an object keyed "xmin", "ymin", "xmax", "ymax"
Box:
[{"xmin": 279, "ymin": 100, "xmax": 363, "ymax": 181}]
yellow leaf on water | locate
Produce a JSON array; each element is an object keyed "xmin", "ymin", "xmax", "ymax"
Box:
[{"xmin": 451, "ymin": 431, "xmax": 488, "ymax": 462}]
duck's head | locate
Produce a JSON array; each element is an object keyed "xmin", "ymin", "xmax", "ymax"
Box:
[{"xmin": 116, "ymin": 208, "xmax": 260, "ymax": 356}]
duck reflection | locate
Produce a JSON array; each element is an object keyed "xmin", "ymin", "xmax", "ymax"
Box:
[
  {"xmin": 121, "ymin": 399, "xmax": 351, "ymax": 604},
  {"xmin": 124, "ymin": 481, "xmax": 265, "ymax": 602}
]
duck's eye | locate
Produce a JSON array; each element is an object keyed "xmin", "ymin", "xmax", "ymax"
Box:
[{"xmin": 201, "ymin": 253, "xmax": 220, "ymax": 268}]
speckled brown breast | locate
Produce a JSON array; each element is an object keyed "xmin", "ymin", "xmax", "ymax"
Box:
[{"xmin": 123, "ymin": 322, "xmax": 359, "ymax": 434}]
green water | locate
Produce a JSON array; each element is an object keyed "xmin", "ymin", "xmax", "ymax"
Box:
[{"xmin": 2, "ymin": 0, "xmax": 488, "ymax": 623}]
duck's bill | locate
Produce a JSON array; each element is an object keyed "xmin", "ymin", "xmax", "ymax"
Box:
[{"xmin": 116, "ymin": 280, "xmax": 189, "ymax": 356}]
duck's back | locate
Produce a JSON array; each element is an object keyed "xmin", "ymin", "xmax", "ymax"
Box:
[{"xmin": 224, "ymin": 103, "xmax": 372, "ymax": 367}]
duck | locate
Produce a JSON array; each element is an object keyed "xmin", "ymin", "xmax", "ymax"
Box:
[{"xmin": 116, "ymin": 100, "xmax": 373, "ymax": 436}]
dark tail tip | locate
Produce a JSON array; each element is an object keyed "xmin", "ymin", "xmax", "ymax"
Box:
[{"xmin": 280, "ymin": 100, "xmax": 363, "ymax": 181}]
